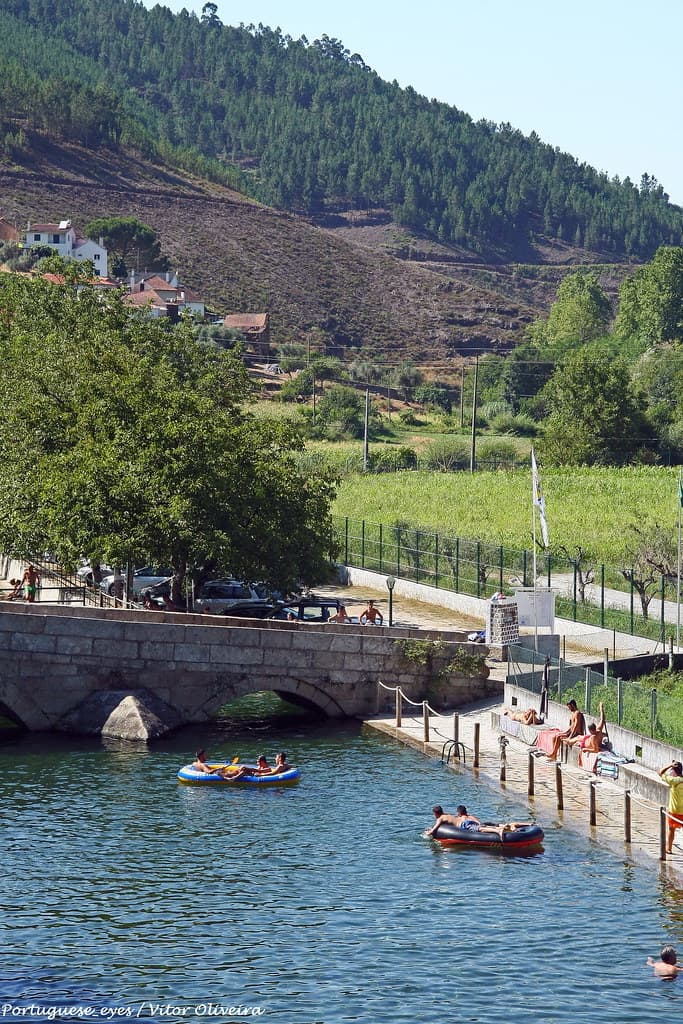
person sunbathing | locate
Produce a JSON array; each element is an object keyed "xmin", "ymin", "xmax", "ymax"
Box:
[
  {"xmin": 574, "ymin": 702, "xmax": 607, "ymax": 754},
  {"xmin": 503, "ymin": 708, "xmax": 543, "ymax": 725},
  {"xmin": 426, "ymin": 804, "xmax": 532, "ymax": 840}
]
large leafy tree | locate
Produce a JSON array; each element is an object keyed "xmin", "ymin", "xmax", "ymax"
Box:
[
  {"xmin": 533, "ymin": 270, "xmax": 613, "ymax": 352},
  {"xmin": 83, "ymin": 216, "xmax": 169, "ymax": 278},
  {"xmin": 0, "ymin": 273, "xmax": 337, "ymax": 592},
  {"xmin": 615, "ymin": 246, "xmax": 683, "ymax": 345},
  {"xmin": 539, "ymin": 346, "xmax": 651, "ymax": 465}
]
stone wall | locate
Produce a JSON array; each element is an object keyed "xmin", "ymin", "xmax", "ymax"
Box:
[{"xmin": 0, "ymin": 603, "xmax": 498, "ymax": 735}]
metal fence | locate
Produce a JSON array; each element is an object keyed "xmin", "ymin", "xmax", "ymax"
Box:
[
  {"xmin": 332, "ymin": 514, "xmax": 680, "ymax": 644},
  {"xmin": 507, "ymin": 643, "xmax": 683, "ymax": 747}
]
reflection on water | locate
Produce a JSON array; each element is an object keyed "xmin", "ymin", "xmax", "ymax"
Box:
[{"xmin": 0, "ymin": 693, "xmax": 682, "ymax": 1024}]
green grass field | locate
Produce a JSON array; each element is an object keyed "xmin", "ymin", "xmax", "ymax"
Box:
[{"xmin": 332, "ymin": 466, "xmax": 682, "ymax": 564}]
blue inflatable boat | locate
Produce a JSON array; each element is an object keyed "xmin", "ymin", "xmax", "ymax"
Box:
[{"xmin": 177, "ymin": 763, "xmax": 301, "ymax": 786}]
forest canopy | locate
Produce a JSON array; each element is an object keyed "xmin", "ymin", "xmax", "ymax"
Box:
[{"xmin": 0, "ymin": 0, "xmax": 681, "ymax": 257}]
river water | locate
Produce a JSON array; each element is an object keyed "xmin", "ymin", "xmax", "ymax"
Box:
[{"xmin": 1, "ymin": 696, "xmax": 682, "ymax": 1024}]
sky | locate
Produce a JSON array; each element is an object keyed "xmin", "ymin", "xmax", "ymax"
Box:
[{"xmin": 151, "ymin": 0, "xmax": 683, "ymax": 206}]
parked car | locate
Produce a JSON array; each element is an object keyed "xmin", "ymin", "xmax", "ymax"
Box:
[
  {"xmin": 76, "ymin": 562, "xmax": 113, "ymax": 587},
  {"xmin": 99, "ymin": 566, "xmax": 173, "ymax": 597},
  {"xmin": 193, "ymin": 579, "xmax": 273, "ymax": 616},
  {"xmin": 269, "ymin": 597, "xmax": 351, "ymax": 622}
]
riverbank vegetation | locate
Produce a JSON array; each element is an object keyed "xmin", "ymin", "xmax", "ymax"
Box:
[{"xmin": 0, "ymin": 270, "xmax": 338, "ymax": 593}]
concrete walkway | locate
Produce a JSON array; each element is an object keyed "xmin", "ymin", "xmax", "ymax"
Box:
[{"xmin": 362, "ymin": 674, "xmax": 683, "ymax": 887}]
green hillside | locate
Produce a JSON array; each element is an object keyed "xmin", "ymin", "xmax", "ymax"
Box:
[{"xmin": 0, "ymin": 0, "xmax": 681, "ymax": 261}]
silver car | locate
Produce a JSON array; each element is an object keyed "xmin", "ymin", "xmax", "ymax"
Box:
[
  {"xmin": 193, "ymin": 579, "xmax": 269, "ymax": 615},
  {"xmin": 99, "ymin": 566, "xmax": 173, "ymax": 597}
]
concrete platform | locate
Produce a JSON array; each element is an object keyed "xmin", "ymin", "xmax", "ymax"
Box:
[{"xmin": 362, "ymin": 683, "xmax": 683, "ymax": 887}]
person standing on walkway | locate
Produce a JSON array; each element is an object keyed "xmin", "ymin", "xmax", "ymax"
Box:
[
  {"xmin": 21, "ymin": 564, "xmax": 40, "ymax": 603},
  {"xmin": 659, "ymin": 760, "xmax": 683, "ymax": 855},
  {"xmin": 360, "ymin": 600, "xmax": 383, "ymax": 625}
]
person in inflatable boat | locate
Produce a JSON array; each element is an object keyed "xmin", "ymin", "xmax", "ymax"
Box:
[{"xmin": 426, "ymin": 804, "xmax": 532, "ymax": 840}]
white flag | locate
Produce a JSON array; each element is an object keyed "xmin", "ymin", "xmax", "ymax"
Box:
[{"xmin": 531, "ymin": 448, "xmax": 549, "ymax": 548}]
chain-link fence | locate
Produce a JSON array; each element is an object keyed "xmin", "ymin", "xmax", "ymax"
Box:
[
  {"xmin": 507, "ymin": 643, "xmax": 683, "ymax": 747},
  {"xmin": 333, "ymin": 514, "xmax": 680, "ymax": 644}
]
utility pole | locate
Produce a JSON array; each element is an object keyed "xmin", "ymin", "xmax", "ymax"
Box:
[
  {"xmin": 363, "ymin": 388, "xmax": 370, "ymax": 471},
  {"xmin": 459, "ymin": 358, "xmax": 465, "ymax": 428},
  {"xmin": 312, "ymin": 368, "xmax": 316, "ymax": 426},
  {"xmin": 469, "ymin": 354, "xmax": 479, "ymax": 474}
]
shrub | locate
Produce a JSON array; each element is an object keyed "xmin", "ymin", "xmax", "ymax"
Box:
[
  {"xmin": 422, "ymin": 437, "xmax": 470, "ymax": 471},
  {"xmin": 489, "ymin": 412, "xmax": 538, "ymax": 437},
  {"xmin": 369, "ymin": 445, "xmax": 418, "ymax": 472}
]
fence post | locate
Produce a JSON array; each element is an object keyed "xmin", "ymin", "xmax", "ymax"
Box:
[
  {"xmin": 473, "ymin": 722, "xmax": 480, "ymax": 768},
  {"xmin": 416, "ymin": 529, "xmax": 421, "ymax": 584},
  {"xmin": 499, "ymin": 544, "xmax": 504, "ymax": 591},
  {"xmin": 661, "ymin": 574, "xmax": 666, "ymax": 641},
  {"xmin": 345, "ymin": 517, "xmax": 349, "ymax": 564},
  {"xmin": 573, "ymin": 562, "xmax": 577, "ymax": 621},
  {"xmin": 452, "ymin": 714, "xmax": 459, "ymax": 744},
  {"xmin": 617, "ymin": 677, "xmax": 623, "ymax": 726},
  {"xmin": 584, "ymin": 667, "xmax": 591, "ymax": 715},
  {"xmin": 397, "ymin": 533, "xmax": 401, "ymax": 579},
  {"xmin": 395, "ymin": 688, "xmax": 402, "ymax": 728},
  {"xmin": 660, "ymin": 807, "xmax": 668, "ymax": 860},
  {"xmin": 499, "ymin": 734, "xmax": 508, "ymax": 782},
  {"xmin": 624, "ymin": 790, "xmax": 631, "ymax": 844},
  {"xmin": 379, "ymin": 523, "xmax": 383, "ymax": 574},
  {"xmin": 630, "ymin": 571, "xmax": 634, "ymax": 635},
  {"xmin": 361, "ymin": 520, "xmax": 366, "ymax": 568},
  {"xmin": 600, "ymin": 564, "xmax": 605, "ymax": 628},
  {"xmin": 558, "ymin": 657, "xmax": 563, "ymax": 701},
  {"xmin": 603, "ymin": 648, "xmax": 609, "ymax": 687},
  {"xmin": 555, "ymin": 763, "xmax": 563, "ymax": 811},
  {"xmin": 650, "ymin": 689, "xmax": 657, "ymax": 739},
  {"xmin": 527, "ymin": 749, "xmax": 535, "ymax": 797},
  {"xmin": 455, "ymin": 537, "xmax": 459, "ymax": 593},
  {"xmin": 589, "ymin": 780, "xmax": 597, "ymax": 826},
  {"xmin": 476, "ymin": 541, "xmax": 481, "ymax": 598},
  {"xmin": 547, "ymin": 552, "xmax": 552, "ymax": 588},
  {"xmin": 423, "ymin": 702, "xmax": 430, "ymax": 743},
  {"xmin": 523, "ymin": 549, "xmax": 527, "ymax": 588},
  {"xmin": 435, "ymin": 533, "xmax": 439, "ymax": 589}
]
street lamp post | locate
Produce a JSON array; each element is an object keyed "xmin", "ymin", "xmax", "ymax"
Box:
[{"xmin": 386, "ymin": 575, "xmax": 395, "ymax": 627}]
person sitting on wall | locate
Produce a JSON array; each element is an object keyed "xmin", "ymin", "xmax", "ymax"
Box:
[{"xmin": 546, "ymin": 700, "xmax": 586, "ymax": 761}]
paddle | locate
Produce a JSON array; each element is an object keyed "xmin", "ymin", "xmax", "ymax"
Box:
[{"xmin": 209, "ymin": 755, "xmax": 240, "ymax": 775}]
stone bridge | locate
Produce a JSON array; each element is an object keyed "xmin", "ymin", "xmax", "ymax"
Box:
[{"xmin": 0, "ymin": 603, "xmax": 497, "ymax": 739}]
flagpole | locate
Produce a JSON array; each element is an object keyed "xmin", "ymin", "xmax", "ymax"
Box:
[
  {"xmin": 678, "ymin": 470, "xmax": 681, "ymax": 649},
  {"xmin": 532, "ymin": 452, "xmax": 538, "ymax": 652}
]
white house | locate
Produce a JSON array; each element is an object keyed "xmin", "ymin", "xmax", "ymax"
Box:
[{"xmin": 24, "ymin": 220, "xmax": 108, "ymax": 278}]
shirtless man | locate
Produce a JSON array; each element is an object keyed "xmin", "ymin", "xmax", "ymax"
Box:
[
  {"xmin": 191, "ymin": 749, "xmax": 219, "ymax": 775},
  {"xmin": 425, "ymin": 804, "xmax": 531, "ymax": 840},
  {"xmin": 22, "ymin": 564, "xmax": 40, "ymax": 603},
  {"xmin": 575, "ymin": 702, "xmax": 607, "ymax": 754},
  {"xmin": 328, "ymin": 605, "xmax": 351, "ymax": 623},
  {"xmin": 228, "ymin": 754, "xmax": 274, "ymax": 780},
  {"xmin": 547, "ymin": 699, "xmax": 586, "ymax": 761},
  {"xmin": 647, "ymin": 945, "xmax": 683, "ymax": 978},
  {"xmin": 360, "ymin": 600, "xmax": 383, "ymax": 625},
  {"xmin": 424, "ymin": 804, "xmax": 462, "ymax": 837}
]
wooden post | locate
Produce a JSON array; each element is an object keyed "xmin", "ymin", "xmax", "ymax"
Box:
[
  {"xmin": 395, "ymin": 688, "xmax": 402, "ymax": 728},
  {"xmin": 473, "ymin": 722, "xmax": 480, "ymax": 769},
  {"xmin": 624, "ymin": 790, "xmax": 631, "ymax": 844},
  {"xmin": 375, "ymin": 680, "xmax": 381, "ymax": 716},
  {"xmin": 527, "ymin": 750, "xmax": 535, "ymax": 797},
  {"xmin": 499, "ymin": 735, "xmax": 508, "ymax": 782},
  {"xmin": 423, "ymin": 702, "xmax": 430, "ymax": 743},
  {"xmin": 589, "ymin": 780, "xmax": 596, "ymax": 826},
  {"xmin": 452, "ymin": 714, "xmax": 459, "ymax": 744},
  {"xmin": 660, "ymin": 807, "xmax": 668, "ymax": 861},
  {"xmin": 555, "ymin": 763, "xmax": 563, "ymax": 811}
]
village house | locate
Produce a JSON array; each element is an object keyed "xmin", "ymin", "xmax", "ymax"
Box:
[
  {"xmin": 123, "ymin": 270, "xmax": 205, "ymax": 320},
  {"xmin": 223, "ymin": 312, "xmax": 270, "ymax": 357},
  {"xmin": 23, "ymin": 220, "xmax": 108, "ymax": 278}
]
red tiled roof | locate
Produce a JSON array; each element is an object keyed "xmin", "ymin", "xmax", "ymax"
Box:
[{"xmin": 30, "ymin": 223, "xmax": 72, "ymax": 233}]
